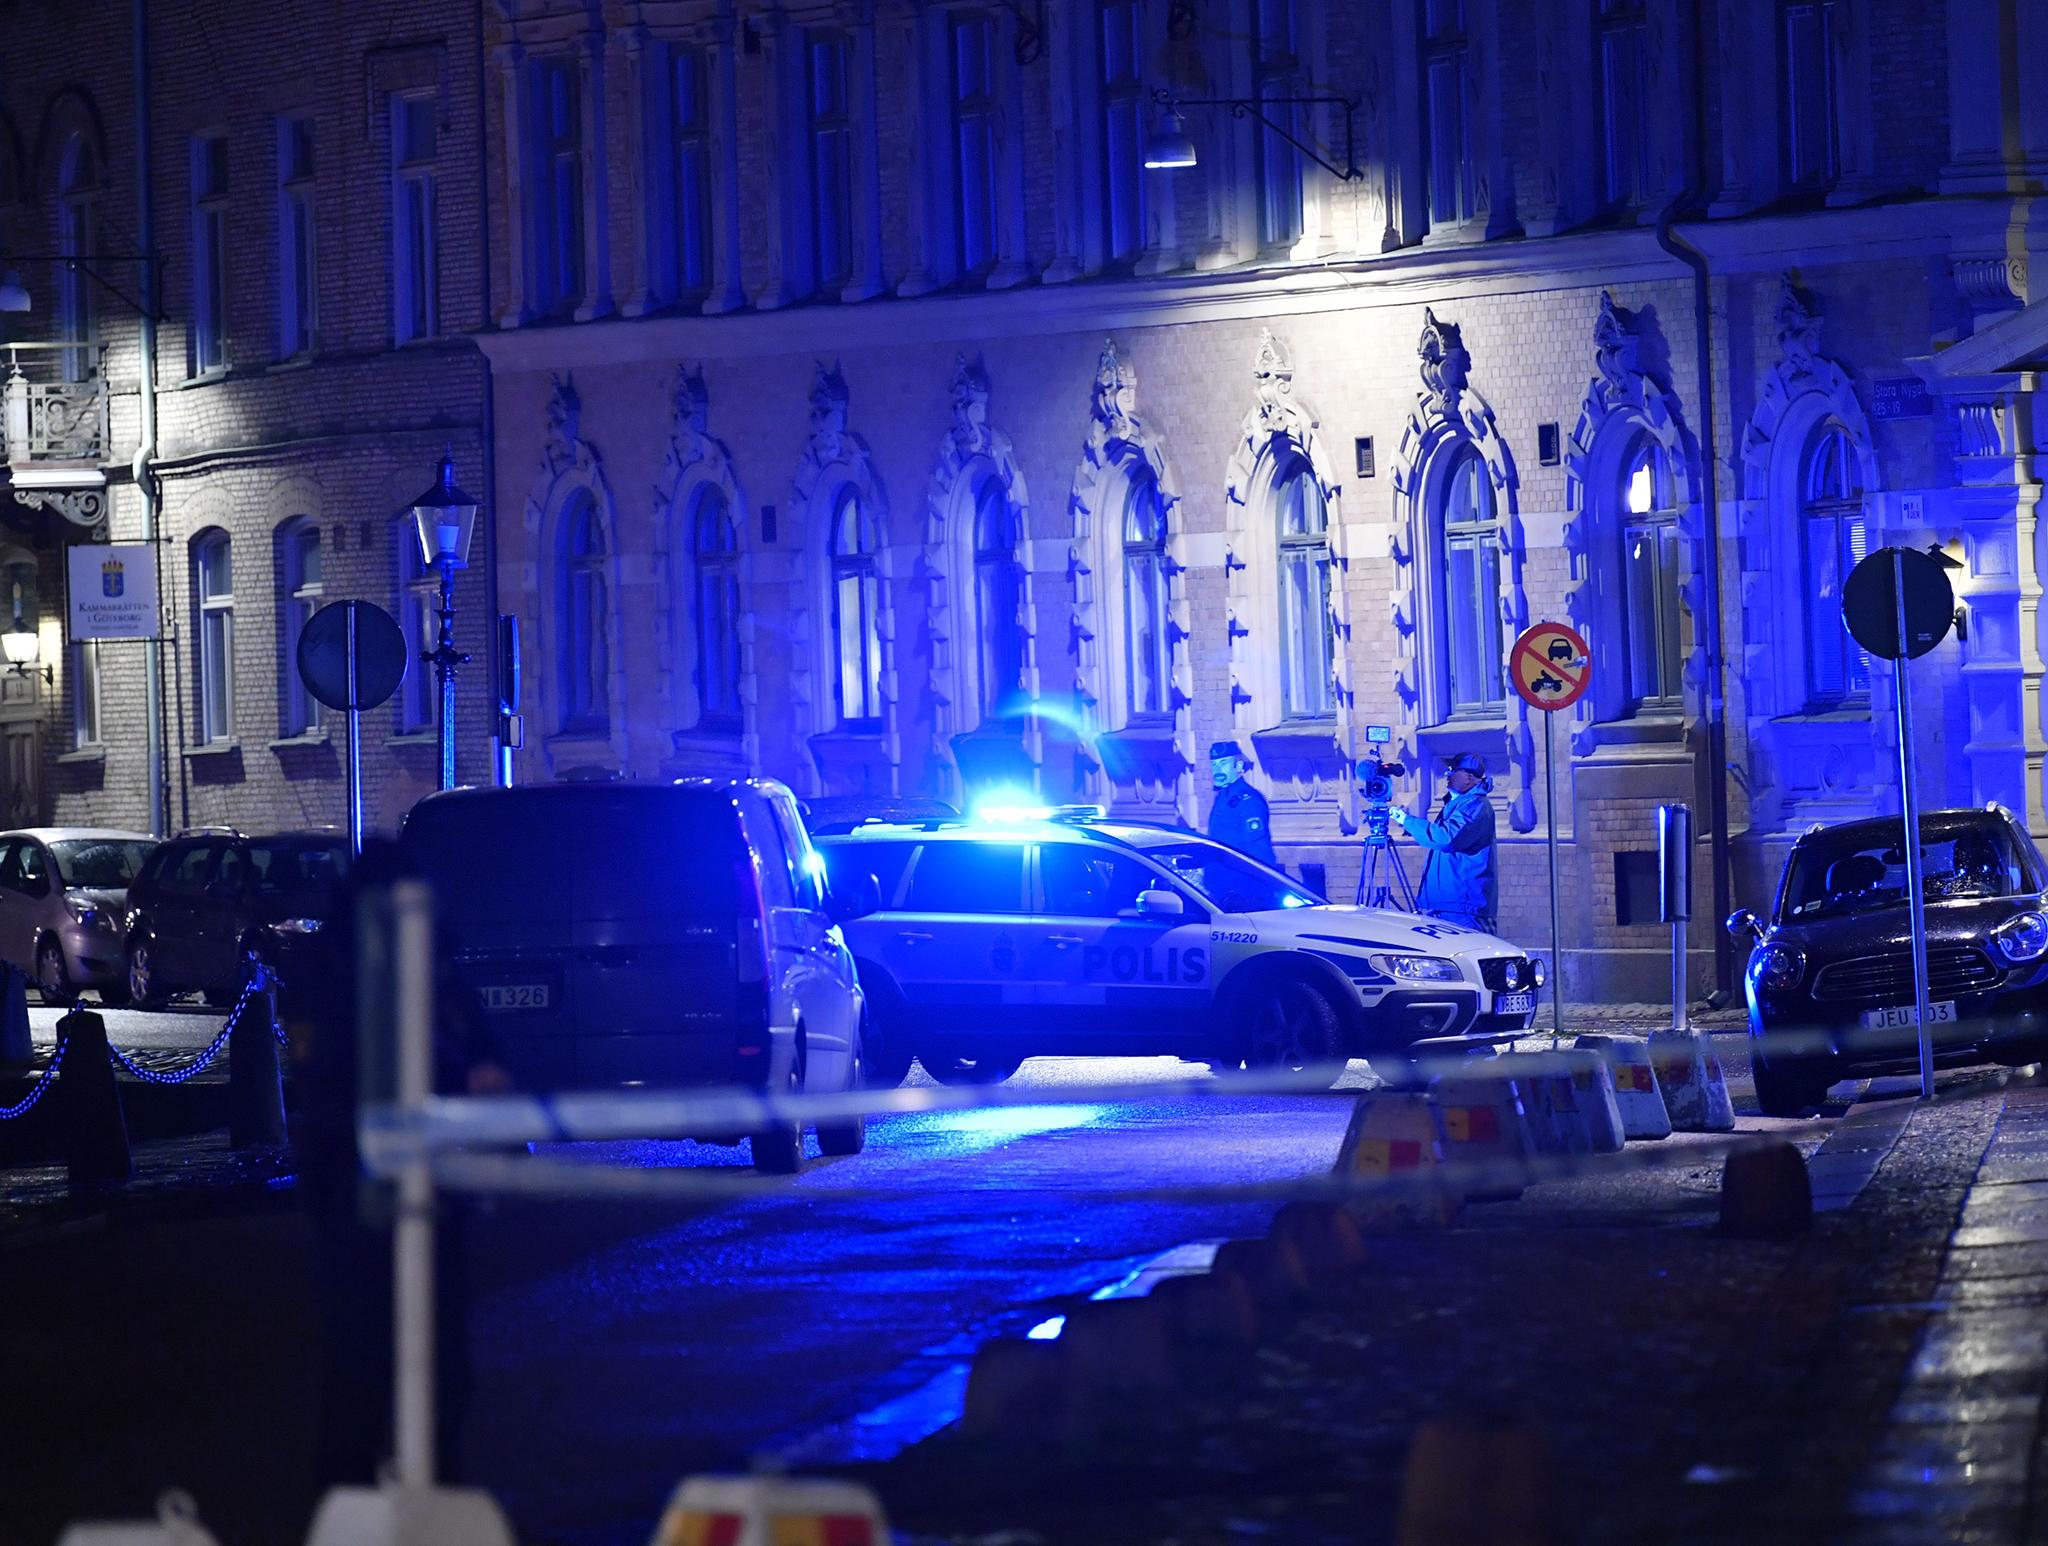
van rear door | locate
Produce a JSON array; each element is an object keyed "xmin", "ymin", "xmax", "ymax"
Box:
[{"xmin": 405, "ymin": 788, "xmax": 747, "ymax": 1091}]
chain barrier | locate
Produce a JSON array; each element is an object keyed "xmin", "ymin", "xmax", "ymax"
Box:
[
  {"xmin": 0, "ymin": 1032, "xmax": 66, "ymax": 1121},
  {"xmin": 107, "ymin": 975, "xmax": 263, "ymax": 1087}
]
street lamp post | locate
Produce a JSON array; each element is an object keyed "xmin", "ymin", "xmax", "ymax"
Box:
[{"xmin": 404, "ymin": 453, "xmax": 480, "ymax": 791}]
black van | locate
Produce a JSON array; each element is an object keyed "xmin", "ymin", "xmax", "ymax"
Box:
[{"xmin": 400, "ymin": 779, "xmax": 869, "ymax": 1172}]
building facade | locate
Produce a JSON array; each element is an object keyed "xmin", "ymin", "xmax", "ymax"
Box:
[
  {"xmin": 474, "ymin": 0, "xmax": 2048, "ymax": 1004},
  {"xmin": 0, "ymin": 0, "xmax": 496, "ymax": 840}
]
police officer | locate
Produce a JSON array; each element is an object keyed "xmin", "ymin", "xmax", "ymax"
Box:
[
  {"xmin": 1390, "ymin": 751, "xmax": 1498, "ymax": 932},
  {"xmin": 1207, "ymin": 739, "xmax": 1278, "ymax": 867}
]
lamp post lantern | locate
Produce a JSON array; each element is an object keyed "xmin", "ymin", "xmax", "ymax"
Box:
[{"xmin": 405, "ymin": 453, "xmax": 479, "ymax": 791}]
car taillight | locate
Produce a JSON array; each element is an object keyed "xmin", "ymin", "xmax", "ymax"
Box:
[{"xmin": 734, "ymin": 852, "xmax": 769, "ymax": 986}]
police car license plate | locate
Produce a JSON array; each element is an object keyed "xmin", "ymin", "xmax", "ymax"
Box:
[
  {"xmin": 482, "ymin": 983, "xmax": 550, "ymax": 1011},
  {"xmin": 1861, "ymin": 1000, "xmax": 1955, "ymax": 1031},
  {"xmin": 1495, "ymin": 991, "xmax": 1535, "ymax": 1016}
]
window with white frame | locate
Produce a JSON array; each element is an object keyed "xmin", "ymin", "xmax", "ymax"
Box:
[
  {"xmin": 191, "ymin": 134, "xmax": 230, "ymax": 375},
  {"xmin": 56, "ymin": 133, "xmax": 98, "ymax": 384},
  {"xmin": 1100, "ymin": 0, "xmax": 1147, "ymax": 265},
  {"xmin": 277, "ymin": 115, "xmax": 316, "ymax": 359},
  {"xmin": 1781, "ymin": 0, "xmax": 1839, "ymax": 190},
  {"xmin": 1420, "ymin": 0, "xmax": 1473, "ymax": 229},
  {"xmin": 1438, "ymin": 447, "xmax": 1503, "ymax": 714},
  {"xmin": 529, "ymin": 56, "xmax": 584, "ymax": 316},
  {"xmin": 1800, "ymin": 421, "xmax": 1868, "ymax": 706},
  {"xmin": 668, "ymin": 43, "xmax": 714, "ymax": 302},
  {"xmin": 1597, "ymin": 0, "xmax": 1649, "ymax": 210},
  {"xmin": 829, "ymin": 488, "xmax": 882, "ymax": 727},
  {"xmin": 690, "ymin": 487, "xmax": 742, "ymax": 730},
  {"xmin": 193, "ymin": 531, "xmax": 234, "ymax": 743},
  {"xmin": 279, "ymin": 519, "xmax": 322, "ymax": 736},
  {"xmin": 1620, "ymin": 440, "xmax": 1682, "ymax": 710},
  {"xmin": 71, "ymin": 640, "xmax": 101, "ymax": 748},
  {"xmin": 952, "ymin": 13, "xmax": 1000, "ymax": 277},
  {"xmin": 1121, "ymin": 473, "xmax": 1171, "ymax": 720},
  {"xmin": 807, "ymin": 31, "xmax": 854, "ymax": 295},
  {"xmin": 393, "ymin": 93, "xmax": 439, "ymax": 342},
  {"xmin": 1252, "ymin": 0, "xmax": 1303, "ymax": 250},
  {"xmin": 396, "ymin": 535, "xmax": 437, "ymax": 735},
  {"xmin": 972, "ymin": 475, "xmax": 1024, "ymax": 719},
  {"xmin": 556, "ymin": 493, "xmax": 610, "ymax": 735},
  {"xmin": 1275, "ymin": 455, "xmax": 1334, "ymax": 720}
]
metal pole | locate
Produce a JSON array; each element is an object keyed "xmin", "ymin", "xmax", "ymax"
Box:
[
  {"xmin": 1545, "ymin": 710, "xmax": 1564, "ymax": 1045},
  {"xmin": 133, "ymin": 0, "xmax": 166, "ymax": 838},
  {"xmin": 391, "ymin": 878, "xmax": 437, "ymax": 1489},
  {"xmin": 435, "ymin": 562, "xmax": 457, "ymax": 792},
  {"xmin": 1891, "ymin": 547, "xmax": 1936, "ymax": 1099},
  {"xmin": 344, "ymin": 604, "xmax": 362, "ymax": 856}
]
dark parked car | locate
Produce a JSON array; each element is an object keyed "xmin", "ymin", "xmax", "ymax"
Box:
[
  {"xmin": 399, "ymin": 781, "xmax": 867, "ymax": 1173},
  {"xmin": 1729, "ymin": 806, "xmax": 2048, "ymax": 1115},
  {"xmin": 124, "ymin": 830, "xmax": 350, "ymax": 1008}
]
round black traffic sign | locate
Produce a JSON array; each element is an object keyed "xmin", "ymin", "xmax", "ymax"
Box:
[
  {"xmin": 1841, "ymin": 547, "xmax": 1955, "ymax": 661},
  {"xmin": 296, "ymin": 599, "xmax": 409, "ymax": 712}
]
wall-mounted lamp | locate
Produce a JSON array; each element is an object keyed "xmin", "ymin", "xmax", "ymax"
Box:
[
  {"xmin": 1144, "ymin": 87, "xmax": 1364, "ymax": 181},
  {"xmin": 0, "ymin": 249, "xmax": 169, "ymax": 322},
  {"xmin": 2, "ymin": 625, "xmax": 51, "ymax": 687}
]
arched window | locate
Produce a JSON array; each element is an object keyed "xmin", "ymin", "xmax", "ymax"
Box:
[
  {"xmin": 1121, "ymin": 474, "xmax": 1171, "ymax": 720},
  {"xmin": 1438, "ymin": 447, "xmax": 1503, "ymax": 714},
  {"xmin": 1275, "ymin": 454, "xmax": 1333, "ymax": 720},
  {"xmin": 56, "ymin": 133, "xmax": 98, "ymax": 383},
  {"xmin": 972, "ymin": 475, "xmax": 1024, "ymax": 720},
  {"xmin": 1800, "ymin": 421, "xmax": 1868, "ymax": 705},
  {"xmin": 192, "ymin": 531, "xmax": 234, "ymax": 744},
  {"xmin": 555, "ymin": 494, "xmax": 610, "ymax": 735},
  {"xmin": 691, "ymin": 487, "xmax": 742, "ymax": 730},
  {"xmin": 830, "ymin": 488, "xmax": 882, "ymax": 727},
  {"xmin": 278, "ymin": 518, "xmax": 322, "ymax": 736},
  {"xmin": 1621, "ymin": 440, "xmax": 1682, "ymax": 711}
]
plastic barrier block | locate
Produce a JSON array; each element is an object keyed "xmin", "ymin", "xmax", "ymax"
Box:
[
  {"xmin": 1558, "ymin": 1049, "xmax": 1626, "ymax": 1154},
  {"xmin": 1575, "ymin": 1033, "xmax": 1673, "ymax": 1141},
  {"xmin": 1428, "ymin": 1074, "xmax": 1533, "ymax": 1201},
  {"xmin": 1648, "ymin": 1029, "xmax": 1736, "ymax": 1132}
]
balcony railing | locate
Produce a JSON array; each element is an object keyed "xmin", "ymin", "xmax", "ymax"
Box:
[{"xmin": 3, "ymin": 342, "xmax": 110, "ymax": 465}]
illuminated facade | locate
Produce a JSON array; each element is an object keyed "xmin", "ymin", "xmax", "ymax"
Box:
[
  {"xmin": 472, "ymin": 1, "xmax": 2048, "ymax": 1001},
  {"xmin": 0, "ymin": 0, "xmax": 494, "ymax": 837}
]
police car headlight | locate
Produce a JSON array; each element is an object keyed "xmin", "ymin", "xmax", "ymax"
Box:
[
  {"xmin": 1995, "ymin": 911, "xmax": 2048, "ymax": 964},
  {"xmin": 1373, "ymin": 953, "xmax": 1464, "ymax": 983},
  {"xmin": 1529, "ymin": 956, "xmax": 1546, "ymax": 988}
]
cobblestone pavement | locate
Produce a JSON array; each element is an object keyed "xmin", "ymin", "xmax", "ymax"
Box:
[{"xmin": 1845, "ymin": 1082, "xmax": 2048, "ymax": 1544}]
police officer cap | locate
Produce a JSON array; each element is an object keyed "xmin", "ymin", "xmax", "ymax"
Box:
[
  {"xmin": 1209, "ymin": 740, "xmax": 1249, "ymax": 762},
  {"xmin": 1448, "ymin": 752, "xmax": 1487, "ymax": 775}
]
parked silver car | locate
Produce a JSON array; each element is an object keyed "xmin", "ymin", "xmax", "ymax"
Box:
[{"xmin": 0, "ymin": 827, "xmax": 158, "ymax": 1003}]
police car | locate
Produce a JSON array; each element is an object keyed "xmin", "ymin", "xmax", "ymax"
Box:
[{"xmin": 815, "ymin": 805, "xmax": 1542, "ymax": 1086}]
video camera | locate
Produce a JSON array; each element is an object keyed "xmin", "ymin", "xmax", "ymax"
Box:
[{"xmin": 1355, "ymin": 725, "xmax": 1406, "ymax": 841}]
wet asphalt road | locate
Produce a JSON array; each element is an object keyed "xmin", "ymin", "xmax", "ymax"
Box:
[{"xmin": 24, "ymin": 1005, "xmax": 1880, "ymax": 1546}]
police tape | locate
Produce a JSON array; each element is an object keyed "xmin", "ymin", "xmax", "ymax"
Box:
[{"xmin": 356, "ymin": 1048, "xmax": 2022, "ymax": 1205}]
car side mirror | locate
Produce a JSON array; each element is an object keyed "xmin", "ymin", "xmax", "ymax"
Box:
[
  {"xmin": 1725, "ymin": 908, "xmax": 1761, "ymax": 944},
  {"xmin": 827, "ymin": 871, "xmax": 882, "ymax": 923},
  {"xmin": 1123, "ymin": 888, "xmax": 1185, "ymax": 920}
]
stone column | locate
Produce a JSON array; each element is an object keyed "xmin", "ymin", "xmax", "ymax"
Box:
[
  {"xmin": 618, "ymin": 26, "xmax": 657, "ymax": 318},
  {"xmin": 705, "ymin": 15, "xmax": 748, "ymax": 315},
  {"xmin": 572, "ymin": 27, "xmax": 614, "ymax": 322},
  {"xmin": 493, "ymin": 42, "xmax": 531, "ymax": 328}
]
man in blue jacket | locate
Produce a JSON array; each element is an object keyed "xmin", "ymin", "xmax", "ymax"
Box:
[{"xmin": 1390, "ymin": 752, "xmax": 1497, "ymax": 932}]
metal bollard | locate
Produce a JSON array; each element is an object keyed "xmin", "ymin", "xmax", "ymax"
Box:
[
  {"xmin": 1658, "ymin": 803, "xmax": 1693, "ymax": 1034},
  {"xmin": 55, "ymin": 1009, "xmax": 132, "ymax": 1186},
  {"xmin": 228, "ymin": 984, "xmax": 288, "ymax": 1149},
  {"xmin": 0, "ymin": 962, "xmax": 31, "ymax": 1068}
]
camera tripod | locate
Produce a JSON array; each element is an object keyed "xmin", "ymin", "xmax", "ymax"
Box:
[{"xmin": 1355, "ymin": 815, "xmax": 1417, "ymax": 910}]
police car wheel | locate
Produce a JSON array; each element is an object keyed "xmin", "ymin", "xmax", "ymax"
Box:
[
  {"xmin": 752, "ymin": 1061, "xmax": 807, "ymax": 1174},
  {"xmin": 921, "ymin": 1053, "xmax": 1023, "ymax": 1086},
  {"xmin": 1245, "ymin": 976, "xmax": 1344, "ymax": 1076}
]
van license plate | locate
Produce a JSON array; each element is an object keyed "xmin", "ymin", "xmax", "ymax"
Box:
[
  {"xmin": 1861, "ymin": 1000, "xmax": 1956, "ymax": 1031},
  {"xmin": 482, "ymin": 984, "xmax": 550, "ymax": 1010},
  {"xmin": 1495, "ymin": 991, "xmax": 1535, "ymax": 1016}
]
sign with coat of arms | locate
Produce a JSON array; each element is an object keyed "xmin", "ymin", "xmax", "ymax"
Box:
[{"xmin": 67, "ymin": 543, "xmax": 159, "ymax": 640}]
